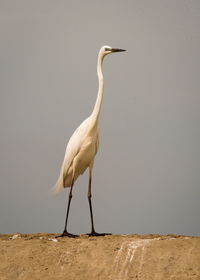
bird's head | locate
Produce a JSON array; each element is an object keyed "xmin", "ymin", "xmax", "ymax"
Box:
[{"xmin": 100, "ymin": 45, "xmax": 126, "ymax": 57}]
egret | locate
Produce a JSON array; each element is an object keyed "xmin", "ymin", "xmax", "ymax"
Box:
[{"xmin": 55, "ymin": 45, "xmax": 126, "ymax": 237}]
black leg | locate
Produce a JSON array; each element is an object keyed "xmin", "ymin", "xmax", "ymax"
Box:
[
  {"xmin": 88, "ymin": 169, "xmax": 96, "ymax": 234},
  {"xmin": 57, "ymin": 180, "xmax": 77, "ymax": 238},
  {"xmin": 87, "ymin": 168, "xmax": 111, "ymax": 237}
]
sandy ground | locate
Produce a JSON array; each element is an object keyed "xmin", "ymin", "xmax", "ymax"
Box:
[{"xmin": 0, "ymin": 233, "xmax": 200, "ymax": 280}]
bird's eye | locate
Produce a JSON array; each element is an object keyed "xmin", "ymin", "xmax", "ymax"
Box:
[{"xmin": 105, "ymin": 48, "xmax": 110, "ymax": 51}]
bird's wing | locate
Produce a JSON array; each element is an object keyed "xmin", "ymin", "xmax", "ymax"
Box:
[
  {"xmin": 54, "ymin": 117, "xmax": 90, "ymax": 192},
  {"xmin": 63, "ymin": 117, "xmax": 91, "ymax": 172}
]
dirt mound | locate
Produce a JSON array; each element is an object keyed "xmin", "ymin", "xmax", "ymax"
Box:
[{"xmin": 0, "ymin": 233, "xmax": 200, "ymax": 280}]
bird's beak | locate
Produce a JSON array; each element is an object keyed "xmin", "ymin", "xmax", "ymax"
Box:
[{"xmin": 111, "ymin": 48, "xmax": 126, "ymax": 52}]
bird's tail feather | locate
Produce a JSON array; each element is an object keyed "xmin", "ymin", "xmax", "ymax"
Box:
[{"xmin": 52, "ymin": 168, "xmax": 64, "ymax": 194}]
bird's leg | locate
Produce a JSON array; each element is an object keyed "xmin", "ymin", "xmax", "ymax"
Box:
[
  {"xmin": 88, "ymin": 169, "xmax": 96, "ymax": 234},
  {"xmin": 87, "ymin": 168, "xmax": 111, "ymax": 237},
  {"xmin": 57, "ymin": 180, "xmax": 77, "ymax": 238}
]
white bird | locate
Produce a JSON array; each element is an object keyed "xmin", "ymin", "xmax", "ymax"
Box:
[{"xmin": 55, "ymin": 45, "xmax": 126, "ymax": 237}]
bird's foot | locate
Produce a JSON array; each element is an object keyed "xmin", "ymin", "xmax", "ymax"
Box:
[
  {"xmin": 56, "ymin": 231, "xmax": 78, "ymax": 238},
  {"xmin": 87, "ymin": 231, "xmax": 112, "ymax": 237}
]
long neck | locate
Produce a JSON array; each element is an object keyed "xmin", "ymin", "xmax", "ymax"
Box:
[{"xmin": 91, "ymin": 52, "xmax": 104, "ymax": 124}]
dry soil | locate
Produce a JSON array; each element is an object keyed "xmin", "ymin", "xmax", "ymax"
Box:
[{"xmin": 0, "ymin": 233, "xmax": 200, "ymax": 280}]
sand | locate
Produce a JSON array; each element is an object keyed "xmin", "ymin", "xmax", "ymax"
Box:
[{"xmin": 0, "ymin": 233, "xmax": 200, "ymax": 280}]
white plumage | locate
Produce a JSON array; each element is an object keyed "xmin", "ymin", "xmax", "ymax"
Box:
[
  {"xmin": 55, "ymin": 45, "xmax": 126, "ymax": 237},
  {"xmin": 55, "ymin": 117, "xmax": 99, "ymax": 191}
]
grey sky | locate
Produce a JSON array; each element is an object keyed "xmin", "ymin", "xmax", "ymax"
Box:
[{"xmin": 0, "ymin": 0, "xmax": 200, "ymax": 236}]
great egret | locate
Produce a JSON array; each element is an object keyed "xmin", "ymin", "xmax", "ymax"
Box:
[{"xmin": 55, "ymin": 45, "xmax": 126, "ymax": 237}]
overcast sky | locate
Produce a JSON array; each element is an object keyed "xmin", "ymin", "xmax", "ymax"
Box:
[{"xmin": 0, "ymin": 0, "xmax": 200, "ymax": 236}]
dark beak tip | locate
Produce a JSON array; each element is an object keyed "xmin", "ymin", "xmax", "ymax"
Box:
[{"xmin": 112, "ymin": 48, "xmax": 126, "ymax": 53}]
